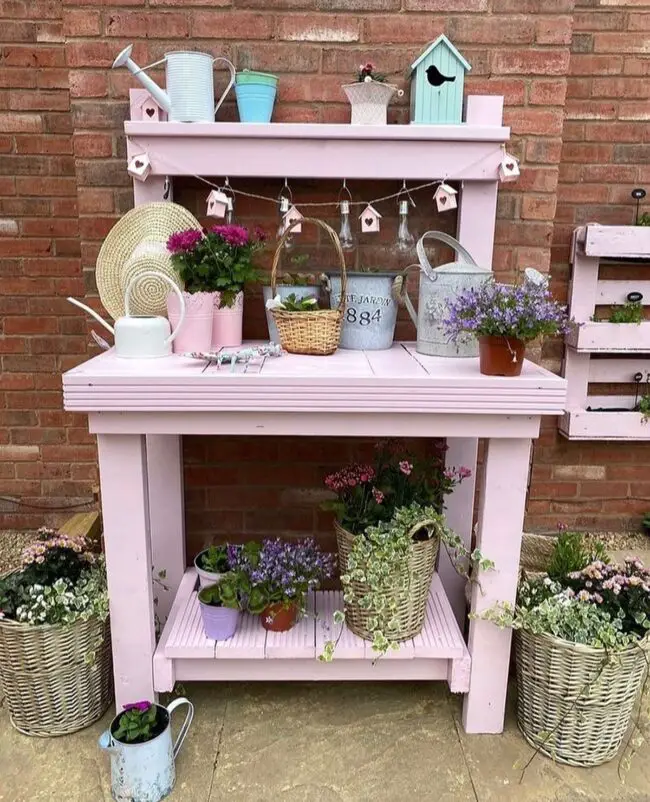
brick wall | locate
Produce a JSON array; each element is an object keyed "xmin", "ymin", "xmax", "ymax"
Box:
[{"xmin": 0, "ymin": 0, "xmax": 648, "ymax": 545}]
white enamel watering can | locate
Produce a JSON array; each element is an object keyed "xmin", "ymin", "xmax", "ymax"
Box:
[
  {"xmin": 113, "ymin": 44, "xmax": 235, "ymax": 123},
  {"xmin": 398, "ymin": 231, "xmax": 492, "ymax": 358},
  {"xmin": 67, "ymin": 271, "xmax": 185, "ymax": 359},
  {"xmin": 99, "ymin": 698, "xmax": 193, "ymax": 802}
]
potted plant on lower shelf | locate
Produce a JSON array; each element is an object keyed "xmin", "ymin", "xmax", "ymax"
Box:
[
  {"xmin": 0, "ymin": 528, "xmax": 112, "ymax": 736},
  {"xmin": 99, "ymin": 697, "xmax": 194, "ymax": 802},
  {"xmin": 167, "ymin": 224, "xmax": 265, "ymax": 351},
  {"xmin": 229, "ymin": 538, "xmax": 335, "ymax": 632},
  {"xmin": 479, "ymin": 533, "xmax": 650, "ymax": 767},
  {"xmin": 198, "ymin": 571, "xmax": 250, "ymax": 641},
  {"xmin": 443, "ymin": 272, "xmax": 571, "ymax": 376}
]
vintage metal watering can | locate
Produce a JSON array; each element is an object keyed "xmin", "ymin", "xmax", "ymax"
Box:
[
  {"xmin": 399, "ymin": 231, "xmax": 492, "ymax": 357},
  {"xmin": 112, "ymin": 44, "xmax": 235, "ymax": 122},
  {"xmin": 67, "ymin": 271, "xmax": 186, "ymax": 358},
  {"xmin": 99, "ymin": 698, "xmax": 194, "ymax": 802}
]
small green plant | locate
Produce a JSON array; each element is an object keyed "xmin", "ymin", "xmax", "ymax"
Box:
[
  {"xmin": 546, "ymin": 529, "xmax": 608, "ymax": 582},
  {"xmin": 112, "ymin": 702, "xmax": 161, "ymax": 744},
  {"xmin": 197, "ymin": 545, "xmax": 229, "ymax": 575},
  {"xmin": 198, "ymin": 571, "xmax": 252, "ymax": 611},
  {"xmin": 281, "ymin": 293, "xmax": 319, "ymax": 312},
  {"xmin": 643, "ymin": 512, "xmax": 650, "ymax": 534},
  {"xmin": 637, "ymin": 212, "xmax": 650, "ymax": 226},
  {"xmin": 609, "ymin": 301, "xmax": 644, "ymax": 324},
  {"xmin": 637, "ymin": 394, "xmax": 650, "ymax": 422}
]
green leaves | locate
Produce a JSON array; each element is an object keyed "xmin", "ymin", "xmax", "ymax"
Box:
[{"xmin": 113, "ymin": 704, "xmax": 159, "ymax": 744}]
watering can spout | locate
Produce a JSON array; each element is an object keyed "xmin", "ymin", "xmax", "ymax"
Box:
[
  {"xmin": 112, "ymin": 44, "xmax": 173, "ymax": 113},
  {"xmin": 98, "ymin": 730, "xmax": 120, "ymax": 757}
]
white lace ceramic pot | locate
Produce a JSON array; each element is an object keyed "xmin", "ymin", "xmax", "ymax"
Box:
[
  {"xmin": 167, "ymin": 291, "xmax": 214, "ymax": 354},
  {"xmin": 342, "ymin": 81, "xmax": 399, "ymax": 125}
]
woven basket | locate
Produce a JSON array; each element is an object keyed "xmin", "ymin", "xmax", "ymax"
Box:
[
  {"xmin": 0, "ymin": 615, "xmax": 113, "ymax": 737},
  {"xmin": 335, "ymin": 519, "xmax": 439, "ymax": 642},
  {"xmin": 271, "ymin": 218, "xmax": 346, "ymax": 356},
  {"xmin": 515, "ymin": 629, "xmax": 650, "ymax": 766}
]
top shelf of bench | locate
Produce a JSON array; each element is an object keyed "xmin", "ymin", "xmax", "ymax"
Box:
[{"xmin": 124, "ymin": 95, "xmax": 509, "ymax": 181}]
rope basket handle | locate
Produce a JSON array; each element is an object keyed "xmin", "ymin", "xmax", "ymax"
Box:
[
  {"xmin": 406, "ymin": 518, "xmax": 442, "ymax": 541},
  {"xmin": 271, "ymin": 217, "xmax": 347, "ymax": 313}
]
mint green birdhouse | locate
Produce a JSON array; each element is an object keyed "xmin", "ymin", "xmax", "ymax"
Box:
[{"xmin": 409, "ymin": 35, "xmax": 471, "ymax": 125}]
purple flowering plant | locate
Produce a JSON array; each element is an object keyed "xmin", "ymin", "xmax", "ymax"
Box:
[
  {"xmin": 227, "ymin": 538, "xmax": 335, "ymax": 614},
  {"xmin": 113, "ymin": 701, "xmax": 163, "ymax": 744},
  {"xmin": 323, "ymin": 441, "xmax": 471, "ymax": 535},
  {"xmin": 443, "ymin": 277, "xmax": 571, "ymax": 344},
  {"xmin": 167, "ymin": 224, "xmax": 266, "ymax": 307}
]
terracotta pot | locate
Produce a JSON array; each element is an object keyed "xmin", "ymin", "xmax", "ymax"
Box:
[
  {"xmin": 478, "ymin": 336, "xmax": 526, "ymax": 376},
  {"xmin": 260, "ymin": 602, "xmax": 298, "ymax": 632}
]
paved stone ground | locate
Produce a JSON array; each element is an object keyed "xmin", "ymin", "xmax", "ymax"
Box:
[{"xmin": 1, "ymin": 681, "xmax": 649, "ymax": 802}]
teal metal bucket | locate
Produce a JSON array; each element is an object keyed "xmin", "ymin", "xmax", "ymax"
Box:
[{"xmin": 235, "ymin": 72, "xmax": 278, "ymax": 123}]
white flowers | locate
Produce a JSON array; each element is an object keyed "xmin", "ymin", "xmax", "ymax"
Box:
[{"xmin": 265, "ymin": 294, "xmax": 284, "ymax": 311}]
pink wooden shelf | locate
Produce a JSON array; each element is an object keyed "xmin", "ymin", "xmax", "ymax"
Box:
[
  {"xmin": 125, "ymin": 112, "xmax": 510, "ymax": 182},
  {"xmin": 153, "ymin": 568, "xmax": 470, "ymax": 691},
  {"xmin": 583, "ymin": 224, "xmax": 650, "ymax": 260},
  {"xmin": 566, "ymin": 322, "xmax": 650, "ymax": 353},
  {"xmin": 560, "ymin": 394, "xmax": 650, "ymax": 441}
]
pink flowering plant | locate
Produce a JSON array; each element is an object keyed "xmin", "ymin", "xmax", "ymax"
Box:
[
  {"xmin": 356, "ymin": 61, "xmax": 386, "ymax": 83},
  {"xmin": 113, "ymin": 701, "xmax": 165, "ymax": 744},
  {"xmin": 323, "ymin": 442, "xmax": 470, "ymax": 535},
  {"xmin": 167, "ymin": 224, "xmax": 265, "ymax": 307}
]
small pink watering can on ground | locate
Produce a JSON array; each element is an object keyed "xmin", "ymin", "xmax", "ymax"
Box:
[{"xmin": 67, "ymin": 271, "xmax": 185, "ymax": 358}]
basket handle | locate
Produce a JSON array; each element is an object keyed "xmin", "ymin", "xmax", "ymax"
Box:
[
  {"xmin": 271, "ymin": 217, "xmax": 347, "ymax": 314},
  {"xmin": 406, "ymin": 518, "xmax": 441, "ymax": 541}
]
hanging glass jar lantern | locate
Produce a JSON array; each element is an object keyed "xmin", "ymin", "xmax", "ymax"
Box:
[
  {"xmin": 395, "ymin": 199, "xmax": 415, "ymax": 253},
  {"xmin": 338, "ymin": 180, "xmax": 355, "ymax": 251}
]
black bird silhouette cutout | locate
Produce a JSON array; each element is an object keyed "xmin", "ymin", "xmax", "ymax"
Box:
[{"xmin": 426, "ymin": 65, "xmax": 456, "ymax": 88}]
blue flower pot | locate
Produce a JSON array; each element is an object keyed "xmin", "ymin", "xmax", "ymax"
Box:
[{"xmin": 235, "ymin": 71, "xmax": 278, "ymax": 123}]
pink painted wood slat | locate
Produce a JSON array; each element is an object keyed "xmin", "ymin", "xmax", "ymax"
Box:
[
  {"xmin": 584, "ymin": 225, "xmax": 650, "ymax": 259},
  {"xmin": 566, "ymin": 322, "xmax": 650, "ymax": 352},
  {"xmin": 596, "ymin": 280, "xmax": 650, "ymax": 305}
]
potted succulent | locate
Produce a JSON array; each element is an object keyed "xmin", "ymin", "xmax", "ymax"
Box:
[
  {"xmin": 0, "ymin": 527, "xmax": 111, "ymax": 736},
  {"xmin": 167, "ymin": 224, "xmax": 265, "ymax": 350},
  {"xmin": 480, "ymin": 543, "xmax": 650, "ymax": 767},
  {"xmin": 197, "ymin": 572, "xmax": 246, "ymax": 640},
  {"xmin": 342, "ymin": 62, "xmax": 403, "ymax": 125},
  {"xmin": 228, "ymin": 538, "xmax": 335, "ymax": 632},
  {"xmin": 194, "ymin": 544, "xmax": 229, "ymax": 590},
  {"xmin": 99, "ymin": 697, "xmax": 193, "ymax": 802},
  {"xmin": 443, "ymin": 274, "xmax": 571, "ymax": 376}
]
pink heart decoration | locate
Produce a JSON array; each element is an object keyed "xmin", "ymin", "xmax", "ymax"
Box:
[
  {"xmin": 364, "ymin": 217, "xmax": 373, "ymax": 227},
  {"xmin": 135, "ymin": 160, "xmax": 143, "ymax": 168},
  {"xmin": 439, "ymin": 196, "xmax": 447, "ymax": 205},
  {"xmin": 145, "ymin": 107, "xmax": 155, "ymax": 118},
  {"xmin": 506, "ymin": 162, "xmax": 515, "ymax": 171}
]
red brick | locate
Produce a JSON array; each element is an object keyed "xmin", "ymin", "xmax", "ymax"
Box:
[
  {"xmin": 505, "ymin": 107, "xmax": 564, "ymax": 136},
  {"xmin": 529, "ymin": 79, "xmax": 567, "ymax": 106},
  {"xmin": 105, "ymin": 11, "xmax": 189, "ymax": 38},
  {"xmin": 404, "ymin": 0, "xmax": 485, "ymax": 8},
  {"xmin": 73, "ymin": 133, "xmax": 112, "ymax": 157},
  {"xmin": 466, "ymin": 77, "xmax": 525, "ymax": 106},
  {"xmin": 8, "ymin": 90, "xmax": 69, "ymax": 112},
  {"xmin": 0, "ymin": 111, "xmax": 42, "ymax": 132},
  {"xmin": 594, "ymin": 33, "xmax": 650, "ymax": 54},
  {"xmin": 535, "ymin": 17, "xmax": 572, "ymax": 45},
  {"xmin": 62, "ymin": 9, "xmax": 101, "ymax": 36},
  {"xmin": 364, "ymin": 14, "xmax": 445, "ymax": 43},
  {"xmin": 0, "ymin": 67, "xmax": 36, "ymax": 88},
  {"xmin": 521, "ymin": 195, "xmax": 557, "ymax": 221},
  {"xmin": 584, "ymin": 121, "xmax": 644, "ymax": 143},
  {"xmin": 191, "ymin": 11, "xmax": 272, "ymax": 39},
  {"xmin": 492, "ymin": 50, "xmax": 570, "ymax": 76},
  {"xmin": 0, "ymin": 1, "xmax": 61, "ymax": 19},
  {"xmin": 15, "ymin": 176, "xmax": 76, "ymax": 196},
  {"xmin": 69, "ymin": 71, "xmax": 108, "ymax": 99},
  {"xmin": 451, "ymin": 16, "xmax": 534, "ymax": 44},
  {"xmin": 3, "ymin": 45, "xmax": 64, "ymax": 68},
  {"xmin": 570, "ymin": 54, "xmax": 622, "ymax": 76},
  {"xmin": 565, "ymin": 99, "xmax": 618, "ymax": 121},
  {"xmin": 77, "ymin": 188, "xmax": 114, "ymax": 214},
  {"xmin": 65, "ymin": 41, "xmax": 113, "ymax": 68},
  {"xmin": 278, "ymin": 14, "xmax": 359, "ymax": 42}
]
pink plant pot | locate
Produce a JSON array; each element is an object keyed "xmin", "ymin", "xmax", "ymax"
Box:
[
  {"xmin": 212, "ymin": 292, "xmax": 244, "ymax": 349},
  {"xmin": 199, "ymin": 602, "xmax": 239, "ymax": 640},
  {"xmin": 168, "ymin": 291, "xmax": 214, "ymax": 354}
]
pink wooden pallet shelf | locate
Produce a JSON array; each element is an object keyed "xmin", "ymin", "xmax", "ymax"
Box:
[
  {"xmin": 566, "ymin": 322, "xmax": 650, "ymax": 353},
  {"xmin": 153, "ymin": 569, "xmax": 471, "ymax": 691}
]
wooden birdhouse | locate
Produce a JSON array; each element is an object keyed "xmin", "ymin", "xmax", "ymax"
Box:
[
  {"xmin": 409, "ymin": 35, "xmax": 471, "ymax": 125},
  {"xmin": 283, "ymin": 205, "xmax": 303, "ymax": 233},
  {"xmin": 131, "ymin": 89, "xmax": 166, "ymax": 122},
  {"xmin": 434, "ymin": 183, "xmax": 457, "ymax": 213},
  {"xmin": 359, "ymin": 204, "xmax": 382, "ymax": 233},
  {"xmin": 206, "ymin": 189, "xmax": 230, "ymax": 218},
  {"xmin": 498, "ymin": 152, "xmax": 520, "ymax": 183},
  {"xmin": 127, "ymin": 153, "xmax": 151, "ymax": 182}
]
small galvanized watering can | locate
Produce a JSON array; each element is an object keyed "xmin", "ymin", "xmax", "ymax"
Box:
[
  {"xmin": 99, "ymin": 698, "xmax": 194, "ymax": 802},
  {"xmin": 112, "ymin": 44, "xmax": 235, "ymax": 122},
  {"xmin": 399, "ymin": 231, "xmax": 492, "ymax": 357},
  {"xmin": 67, "ymin": 271, "xmax": 186, "ymax": 358}
]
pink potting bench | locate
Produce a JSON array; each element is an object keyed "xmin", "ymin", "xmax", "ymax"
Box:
[{"xmin": 62, "ymin": 94, "xmax": 567, "ymax": 734}]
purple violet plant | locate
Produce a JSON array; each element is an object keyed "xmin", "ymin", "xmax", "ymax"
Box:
[{"xmin": 443, "ymin": 277, "xmax": 572, "ymax": 344}]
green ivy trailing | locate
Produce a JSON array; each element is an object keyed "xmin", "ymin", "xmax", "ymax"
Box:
[{"xmin": 320, "ymin": 503, "xmax": 493, "ymax": 660}]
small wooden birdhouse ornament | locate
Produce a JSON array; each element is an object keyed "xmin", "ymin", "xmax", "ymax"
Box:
[
  {"xmin": 499, "ymin": 151, "xmax": 520, "ymax": 183},
  {"xmin": 282, "ymin": 205, "xmax": 303, "ymax": 234},
  {"xmin": 206, "ymin": 189, "xmax": 230, "ymax": 218},
  {"xmin": 127, "ymin": 153, "xmax": 151, "ymax": 182},
  {"xmin": 409, "ymin": 35, "xmax": 471, "ymax": 125},
  {"xmin": 434, "ymin": 182, "xmax": 457, "ymax": 213},
  {"xmin": 141, "ymin": 97, "xmax": 162, "ymax": 122},
  {"xmin": 359, "ymin": 204, "xmax": 382, "ymax": 233}
]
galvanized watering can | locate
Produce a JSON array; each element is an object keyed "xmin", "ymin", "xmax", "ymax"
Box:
[
  {"xmin": 399, "ymin": 231, "xmax": 492, "ymax": 357},
  {"xmin": 99, "ymin": 698, "xmax": 194, "ymax": 802},
  {"xmin": 113, "ymin": 44, "xmax": 235, "ymax": 122}
]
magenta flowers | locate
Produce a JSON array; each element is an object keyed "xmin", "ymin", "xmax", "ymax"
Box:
[
  {"xmin": 211, "ymin": 224, "xmax": 249, "ymax": 247},
  {"xmin": 167, "ymin": 229, "xmax": 203, "ymax": 254}
]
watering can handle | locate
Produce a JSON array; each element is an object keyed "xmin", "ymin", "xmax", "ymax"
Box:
[
  {"xmin": 166, "ymin": 697, "xmax": 194, "ymax": 759},
  {"xmin": 213, "ymin": 58, "xmax": 236, "ymax": 116},
  {"xmin": 131, "ymin": 56, "xmax": 167, "ymax": 76},
  {"xmin": 124, "ymin": 270, "xmax": 186, "ymax": 345},
  {"xmin": 394, "ymin": 264, "xmax": 421, "ymax": 328},
  {"xmin": 416, "ymin": 230, "xmax": 478, "ymax": 283}
]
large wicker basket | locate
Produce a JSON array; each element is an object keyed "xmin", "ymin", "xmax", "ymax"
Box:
[
  {"xmin": 0, "ymin": 615, "xmax": 113, "ymax": 737},
  {"xmin": 271, "ymin": 217, "xmax": 346, "ymax": 356},
  {"xmin": 515, "ymin": 628, "xmax": 649, "ymax": 766},
  {"xmin": 335, "ymin": 519, "xmax": 439, "ymax": 642}
]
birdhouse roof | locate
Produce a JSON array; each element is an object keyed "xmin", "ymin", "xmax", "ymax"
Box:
[
  {"xmin": 285, "ymin": 205, "xmax": 303, "ymax": 217},
  {"xmin": 359, "ymin": 204, "xmax": 382, "ymax": 219},
  {"xmin": 207, "ymin": 189, "xmax": 226, "ymax": 199},
  {"xmin": 136, "ymin": 93, "xmax": 163, "ymax": 109},
  {"xmin": 410, "ymin": 35, "xmax": 471, "ymax": 74},
  {"xmin": 435, "ymin": 183, "xmax": 458, "ymax": 196}
]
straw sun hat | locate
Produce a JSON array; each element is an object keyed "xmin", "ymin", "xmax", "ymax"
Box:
[{"xmin": 96, "ymin": 202, "xmax": 201, "ymax": 319}]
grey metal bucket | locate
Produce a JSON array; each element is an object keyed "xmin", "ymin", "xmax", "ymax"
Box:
[
  {"xmin": 262, "ymin": 285, "xmax": 318, "ymax": 342},
  {"xmin": 327, "ymin": 272, "xmax": 399, "ymax": 350},
  {"xmin": 399, "ymin": 231, "xmax": 492, "ymax": 357}
]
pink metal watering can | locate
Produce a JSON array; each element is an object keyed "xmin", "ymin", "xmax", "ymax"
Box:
[{"xmin": 112, "ymin": 44, "xmax": 235, "ymax": 123}]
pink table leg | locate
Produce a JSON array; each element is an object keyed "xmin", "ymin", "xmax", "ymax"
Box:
[
  {"xmin": 98, "ymin": 434, "xmax": 156, "ymax": 709},
  {"xmin": 462, "ymin": 437, "xmax": 532, "ymax": 734},
  {"xmin": 147, "ymin": 435, "xmax": 186, "ymax": 626}
]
